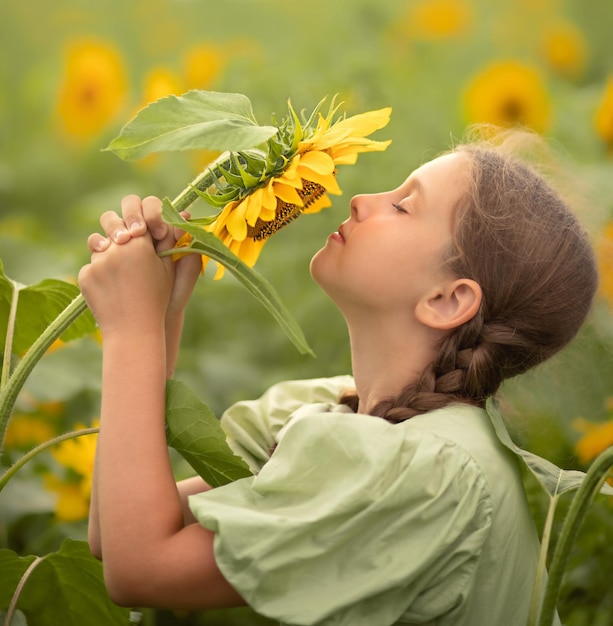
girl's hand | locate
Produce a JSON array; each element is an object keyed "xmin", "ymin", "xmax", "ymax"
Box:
[
  {"xmin": 86, "ymin": 195, "xmax": 202, "ymax": 316},
  {"xmin": 79, "ymin": 228, "xmax": 174, "ymax": 338}
]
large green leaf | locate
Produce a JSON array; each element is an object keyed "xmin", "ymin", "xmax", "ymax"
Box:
[
  {"xmin": 487, "ymin": 398, "xmax": 613, "ymax": 498},
  {"xmin": 0, "ymin": 540, "xmax": 129, "ymax": 626},
  {"xmin": 162, "ymin": 199, "xmax": 314, "ymax": 356},
  {"xmin": 0, "ymin": 262, "xmax": 96, "ymax": 357},
  {"xmin": 166, "ymin": 379, "xmax": 252, "ymax": 487},
  {"xmin": 105, "ymin": 90, "xmax": 278, "ymax": 161}
]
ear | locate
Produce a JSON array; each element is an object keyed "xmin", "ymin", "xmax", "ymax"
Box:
[{"xmin": 415, "ymin": 278, "xmax": 482, "ymax": 330}]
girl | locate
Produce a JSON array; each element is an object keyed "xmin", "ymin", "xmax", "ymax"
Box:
[{"xmin": 78, "ymin": 134, "xmax": 597, "ymax": 625}]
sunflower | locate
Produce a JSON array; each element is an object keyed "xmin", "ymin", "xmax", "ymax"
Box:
[
  {"xmin": 596, "ymin": 221, "xmax": 613, "ymax": 310},
  {"xmin": 56, "ymin": 38, "xmax": 127, "ymax": 141},
  {"xmin": 595, "ymin": 76, "xmax": 613, "ymax": 150},
  {"xmin": 573, "ymin": 409, "xmax": 613, "ymax": 485},
  {"xmin": 180, "ymin": 101, "xmax": 392, "ymax": 278},
  {"xmin": 403, "ymin": 0, "xmax": 473, "ymax": 40},
  {"xmin": 540, "ymin": 20, "xmax": 587, "ymax": 80},
  {"xmin": 463, "ymin": 60, "xmax": 551, "ymax": 133},
  {"xmin": 45, "ymin": 420, "xmax": 99, "ymax": 522}
]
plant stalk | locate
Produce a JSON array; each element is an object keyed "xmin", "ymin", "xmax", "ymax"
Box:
[
  {"xmin": 537, "ymin": 446, "xmax": 613, "ymax": 626},
  {"xmin": 0, "ymin": 427, "xmax": 99, "ymax": 494},
  {"xmin": 1, "ymin": 280, "xmax": 19, "ymax": 391},
  {"xmin": 0, "ymin": 294, "xmax": 88, "ymax": 451},
  {"xmin": 527, "ymin": 493, "xmax": 560, "ymax": 626}
]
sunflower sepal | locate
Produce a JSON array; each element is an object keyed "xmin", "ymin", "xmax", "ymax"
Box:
[{"xmin": 188, "ymin": 183, "xmax": 240, "ymax": 209}]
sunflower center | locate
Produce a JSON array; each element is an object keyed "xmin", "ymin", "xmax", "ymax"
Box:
[
  {"xmin": 247, "ymin": 179, "xmax": 327, "ymax": 241},
  {"xmin": 501, "ymin": 98, "xmax": 524, "ymax": 123}
]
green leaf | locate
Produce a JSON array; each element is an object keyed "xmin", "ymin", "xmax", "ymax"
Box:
[
  {"xmin": 162, "ymin": 199, "xmax": 314, "ymax": 356},
  {"xmin": 0, "ymin": 540, "xmax": 129, "ymax": 626},
  {"xmin": 0, "ymin": 262, "xmax": 96, "ymax": 357},
  {"xmin": 487, "ymin": 397, "xmax": 613, "ymax": 498},
  {"xmin": 165, "ymin": 379, "xmax": 252, "ymax": 487},
  {"xmin": 105, "ymin": 90, "xmax": 278, "ymax": 161}
]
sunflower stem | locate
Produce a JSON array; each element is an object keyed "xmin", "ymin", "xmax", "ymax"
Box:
[
  {"xmin": 0, "ymin": 294, "xmax": 89, "ymax": 454},
  {"xmin": 1, "ymin": 279, "xmax": 19, "ymax": 391},
  {"xmin": 0, "ymin": 427, "xmax": 99, "ymax": 494},
  {"xmin": 171, "ymin": 153, "xmax": 234, "ymax": 212},
  {"xmin": 536, "ymin": 446, "xmax": 613, "ymax": 626}
]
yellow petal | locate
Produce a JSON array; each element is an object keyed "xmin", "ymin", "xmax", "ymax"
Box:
[
  {"xmin": 272, "ymin": 180, "xmax": 304, "ymax": 205},
  {"xmin": 303, "ymin": 193, "xmax": 333, "ymax": 214},
  {"xmin": 330, "ymin": 139, "xmax": 393, "ymax": 164},
  {"xmin": 297, "ymin": 149, "xmax": 335, "ymax": 175},
  {"xmin": 225, "ymin": 200, "xmax": 249, "ymax": 241},
  {"xmin": 244, "ymin": 188, "xmax": 265, "ymax": 226},
  {"xmin": 298, "ymin": 167, "xmax": 342, "ymax": 195}
]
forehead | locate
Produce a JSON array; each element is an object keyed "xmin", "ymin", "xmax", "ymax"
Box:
[
  {"xmin": 408, "ymin": 152, "xmax": 469, "ymax": 186},
  {"xmin": 402, "ymin": 152, "xmax": 470, "ymax": 211}
]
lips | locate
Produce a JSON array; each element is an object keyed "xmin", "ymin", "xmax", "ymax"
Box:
[{"xmin": 338, "ymin": 224, "xmax": 346, "ymax": 241}]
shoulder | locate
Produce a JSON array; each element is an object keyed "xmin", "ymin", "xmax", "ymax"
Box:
[{"xmin": 219, "ymin": 376, "xmax": 355, "ymax": 474}]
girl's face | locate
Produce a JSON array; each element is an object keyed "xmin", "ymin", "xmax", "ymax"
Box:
[{"xmin": 310, "ymin": 152, "xmax": 470, "ymax": 317}]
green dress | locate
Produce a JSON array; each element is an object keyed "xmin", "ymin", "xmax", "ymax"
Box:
[{"xmin": 189, "ymin": 376, "xmax": 559, "ymax": 626}]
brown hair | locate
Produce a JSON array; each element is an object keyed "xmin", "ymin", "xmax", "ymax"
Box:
[{"xmin": 341, "ymin": 132, "xmax": 599, "ymax": 422}]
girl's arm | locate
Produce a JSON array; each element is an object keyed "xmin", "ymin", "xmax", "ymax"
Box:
[
  {"xmin": 88, "ymin": 196, "xmax": 201, "ymax": 555},
  {"xmin": 81, "ymin": 198, "xmax": 241, "ymax": 609}
]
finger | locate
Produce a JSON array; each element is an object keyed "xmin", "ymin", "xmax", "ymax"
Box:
[
  {"xmin": 87, "ymin": 233, "xmax": 111, "ymax": 253},
  {"xmin": 142, "ymin": 196, "xmax": 168, "ymax": 240},
  {"xmin": 172, "ymin": 210, "xmax": 191, "ymax": 242},
  {"xmin": 100, "ymin": 210, "xmax": 130, "ymax": 244},
  {"xmin": 120, "ymin": 194, "xmax": 147, "ymax": 237}
]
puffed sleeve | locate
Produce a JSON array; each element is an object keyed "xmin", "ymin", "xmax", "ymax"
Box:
[
  {"xmin": 219, "ymin": 375, "xmax": 355, "ymax": 473},
  {"xmin": 189, "ymin": 411, "xmax": 493, "ymax": 626}
]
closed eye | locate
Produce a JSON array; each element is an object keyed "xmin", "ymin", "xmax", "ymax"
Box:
[{"xmin": 392, "ymin": 202, "xmax": 408, "ymax": 214}]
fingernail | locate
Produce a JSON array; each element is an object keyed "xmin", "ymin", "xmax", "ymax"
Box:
[
  {"xmin": 129, "ymin": 222, "xmax": 143, "ymax": 234},
  {"xmin": 113, "ymin": 229, "xmax": 127, "ymax": 241},
  {"xmin": 154, "ymin": 227, "xmax": 166, "ymax": 239},
  {"xmin": 95, "ymin": 238, "xmax": 110, "ymax": 251}
]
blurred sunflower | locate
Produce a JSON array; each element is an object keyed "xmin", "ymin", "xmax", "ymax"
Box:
[
  {"xmin": 143, "ymin": 67, "xmax": 183, "ymax": 104},
  {"xmin": 56, "ymin": 38, "xmax": 127, "ymax": 141},
  {"xmin": 596, "ymin": 221, "xmax": 613, "ymax": 310},
  {"xmin": 463, "ymin": 60, "xmax": 551, "ymax": 133},
  {"xmin": 540, "ymin": 20, "xmax": 587, "ymax": 80},
  {"xmin": 573, "ymin": 407, "xmax": 613, "ymax": 485},
  {"xmin": 595, "ymin": 76, "xmax": 613, "ymax": 151},
  {"xmin": 404, "ymin": 0, "xmax": 473, "ymax": 40},
  {"xmin": 183, "ymin": 43, "xmax": 224, "ymax": 90},
  {"xmin": 44, "ymin": 421, "xmax": 99, "ymax": 522},
  {"xmin": 180, "ymin": 101, "xmax": 392, "ymax": 278},
  {"xmin": 4, "ymin": 415, "xmax": 56, "ymax": 449},
  {"xmin": 4, "ymin": 399, "xmax": 64, "ymax": 450}
]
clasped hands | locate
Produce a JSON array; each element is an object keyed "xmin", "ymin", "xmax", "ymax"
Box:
[{"xmin": 78, "ymin": 195, "xmax": 202, "ymax": 337}]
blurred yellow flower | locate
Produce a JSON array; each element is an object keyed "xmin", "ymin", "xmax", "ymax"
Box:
[
  {"xmin": 404, "ymin": 0, "xmax": 472, "ymax": 40},
  {"xmin": 596, "ymin": 221, "xmax": 613, "ymax": 310},
  {"xmin": 45, "ymin": 421, "xmax": 99, "ymax": 522},
  {"xmin": 4, "ymin": 415, "xmax": 56, "ymax": 449},
  {"xmin": 44, "ymin": 475, "xmax": 91, "ymax": 522},
  {"xmin": 463, "ymin": 60, "xmax": 551, "ymax": 133},
  {"xmin": 183, "ymin": 43, "xmax": 224, "ymax": 90},
  {"xmin": 143, "ymin": 67, "xmax": 183, "ymax": 104},
  {"xmin": 4, "ymin": 399, "xmax": 64, "ymax": 449},
  {"xmin": 595, "ymin": 76, "xmax": 613, "ymax": 150},
  {"xmin": 188, "ymin": 106, "xmax": 392, "ymax": 279},
  {"xmin": 56, "ymin": 38, "xmax": 128, "ymax": 141},
  {"xmin": 573, "ymin": 416, "xmax": 613, "ymax": 485},
  {"xmin": 540, "ymin": 20, "xmax": 587, "ymax": 79}
]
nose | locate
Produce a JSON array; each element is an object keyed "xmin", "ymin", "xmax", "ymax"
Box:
[{"xmin": 350, "ymin": 193, "xmax": 381, "ymax": 221}]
